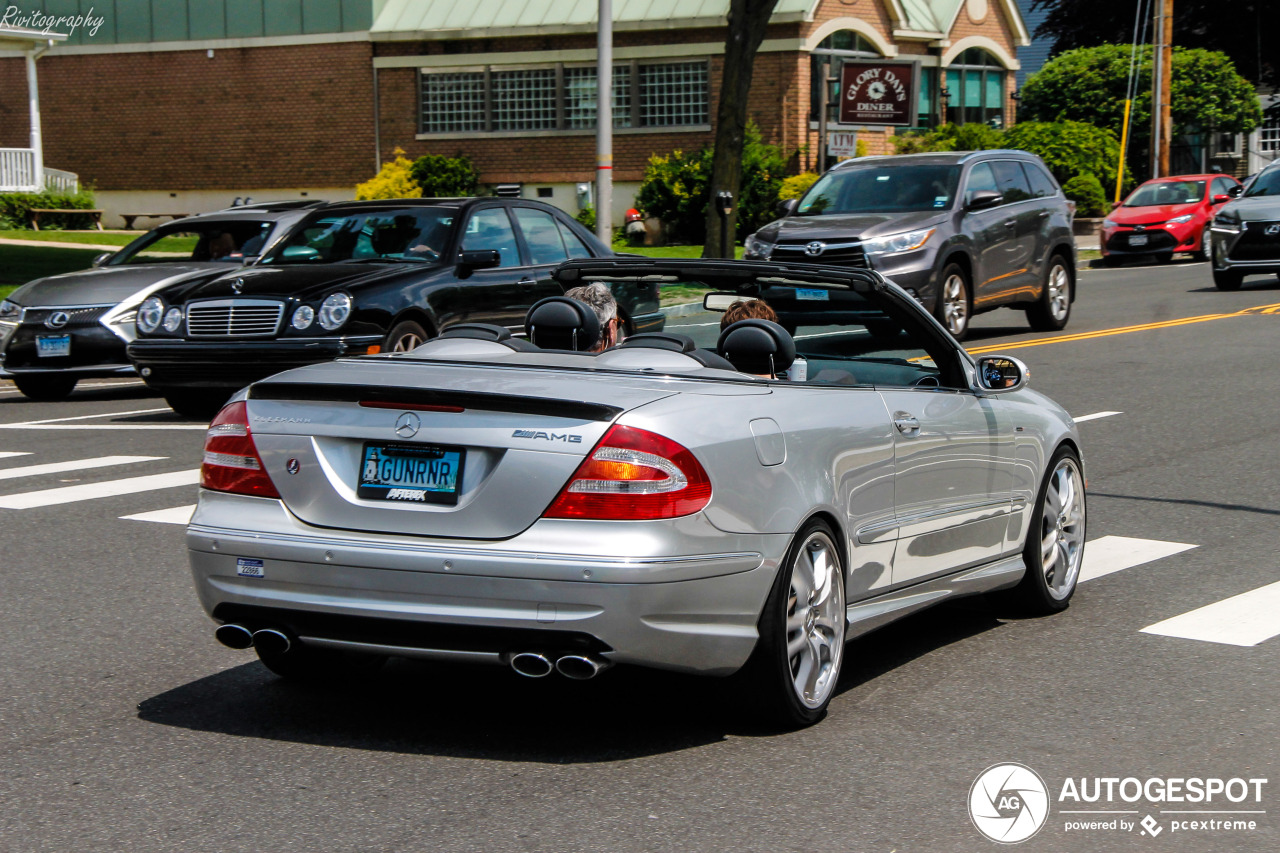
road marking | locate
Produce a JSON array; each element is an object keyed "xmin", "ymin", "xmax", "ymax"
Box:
[
  {"xmin": 5, "ymin": 407, "xmax": 172, "ymax": 425},
  {"xmin": 1079, "ymin": 535, "xmax": 1198, "ymax": 584},
  {"xmin": 121, "ymin": 505, "xmax": 195, "ymax": 525},
  {"xmin": 967, "ymin": 302, "xmax": 1280, "ymax": 356},
  {"xmin": 1140, "ymin": 580, "xmax": 1280, "ymax": 647},
  {"xmin": 0, "ymin": 469, "xmax": 199, "ymax": 509},
  {"xmin": 1073, "ymin": 411, "xmax": 1123, "ymax": 423},
  {"xmin": 0, "ymin": 455, "xmax": 163, "ymax": 481},
  {"xmin": 0, "ymin": 451, "xmax": 31, "ymax": 459}
]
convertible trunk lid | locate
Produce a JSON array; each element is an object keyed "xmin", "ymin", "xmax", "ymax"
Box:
[{"xmin": 240, "ymin": 358, "xmax": 720, "ymax": 539}]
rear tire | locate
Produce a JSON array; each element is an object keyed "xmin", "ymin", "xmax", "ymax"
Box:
[
  {"xmin": 1213, "ymin": 267, "xmax": 1242, "ymax": 291},
  {"xmin": 1027, "ymin": 254, "xmax": 1072, "ymax": 332},
  {"xmin": 1008, "ymin": 447, "xmax": 1086, "ymax": 615},
  {"xmin": 737, "ymin": 520, "xmax": 846, "ymax": 729},
  {"xmin": 12, "ymin": 375, "xmax": 77, "ymax": 401},
  {"xmin": 163, "ymin": 391, "xmax": 227, "ymax": 421},
  {"xmin": 257, "ymin": 642, "xmax": 386, "ymax": 683},
  {"xmin": 933, "ymin": 263, "xmax": 971, "ymax": 341},
  {"xmin": 385, "ymin": 320, "xmax": 430, "ymax": 353}
]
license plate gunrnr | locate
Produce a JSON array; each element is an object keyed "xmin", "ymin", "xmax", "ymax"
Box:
[{"xmin": 357, "ymin": 442, "xmax": 465, "ymax": 505}]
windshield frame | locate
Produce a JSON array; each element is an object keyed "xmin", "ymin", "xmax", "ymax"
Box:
[
  {"xmin": 1243, "ymin": 169, "xmax": 1280, "ymax": 199},
  {"xmin": 796, "ymin": 163, "xmax": 963, "ymax": 216},
  {"xmin": 107, "ymin": 219, "xmax": 276, "ymax": 266},
  {"xmin": 258, "ymin": 206, "xmax": 457, "ymax": 266},
  {"xmin": 1123, "ymin": 180, "xmax": 1207, "ymax": 208}
]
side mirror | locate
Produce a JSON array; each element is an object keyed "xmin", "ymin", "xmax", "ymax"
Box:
[
  {"xmin": 457, "ymin": 249, "xmax": 501, "ymax": 272},
  {"xmin": 966, "ymin": 190, "xmax": 1003, "ymax": 211},
  {"xmin": 703, "ymin": 291, "xmax": 753, "ymax": 312},
  {"xmin": 1212, "ymin": 194, "xmax": 1231, "ymax": 205},
  {"xmin": 775, "ymin": 198, "xmax": 799, "ymax": 217},
  {"xmin": 976, "ymin": 355, "xmax": 1029, "ymax": 394},
  {"xmin": 92, "ymin": 251, "xmax": 115, "ymax": 268},
  {"xmin": 1228, "ymin": 185, "xmax": 1244, "ymax": 198}
]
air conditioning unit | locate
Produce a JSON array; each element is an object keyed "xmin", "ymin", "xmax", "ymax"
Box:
[{"xmin": 495, "ymin": 183, "xmax": 523, "ymax": 198}]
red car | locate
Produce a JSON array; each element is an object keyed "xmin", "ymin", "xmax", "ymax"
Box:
[{"xmin": 1101, "ymin": 174, "xmax": 1243, "ymax": 264}]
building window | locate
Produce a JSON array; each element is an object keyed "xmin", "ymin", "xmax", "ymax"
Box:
[
  {"xmin": 943, "ymin": 48, "xmax": 1006, "ymax": 128},
  {"xmin": 1260, "ymin": 115, "xmax": 1280, "ymax": 152},
  {"xmin": 810, "ymin": 31, "xmax": 881, "ymax": 125},
  {"xmin": 419, "ymin": 61, "xmax": 706, "ymax": 135},
  {"xmin": 639, "ymin": 61, "xmax": 708, "ymax": 127},
  {"xmin": 420, "ymin": 71, "xmax": 485, "ymax": 133}
]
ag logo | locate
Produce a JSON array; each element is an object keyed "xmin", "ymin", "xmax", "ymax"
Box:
[{"xmin": 969, "ymin": 763, "xmax": 1050, "ymax": 844}]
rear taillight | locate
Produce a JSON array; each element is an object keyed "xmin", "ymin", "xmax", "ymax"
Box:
[
  {"xmin": 543, "ymin": 425, "xmax": 711, "ymax": 520},
  {"xmin": 200, "ymin": 401, "xmax": 280, "ymax": 498}
]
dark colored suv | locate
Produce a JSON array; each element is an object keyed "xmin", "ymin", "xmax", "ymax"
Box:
[
  {"xmin": 743, "ymin": 151, "xmax": 1076, "ymax": 339},
  {"xmin": 1208, "ymin": 161, "xmax": 1280, "ymax": 290}
]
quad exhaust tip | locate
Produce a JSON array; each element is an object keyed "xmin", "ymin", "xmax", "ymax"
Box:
[
  {"xmin": 251, "ymin": 628, "xmax": 291, "ymax": 656},
  {"xmin": 509, "ymin": 652, "xmax": 554, "ymax": 678},
  {"xmin": 214, "ymin": 623, "xmax": 254, "ymax": 650},
  {"xmin": 555, "ymin": 655, "xmax": 609, "ymax": 680}
]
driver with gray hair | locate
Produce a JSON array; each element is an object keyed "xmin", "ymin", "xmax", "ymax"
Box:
[{"xmin": 564, "ymin": 281, "xmax": 624, "ymax": 352}]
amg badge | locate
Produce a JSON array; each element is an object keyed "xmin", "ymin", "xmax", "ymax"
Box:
[{"xmin": 512, "ymin": 429, "xmax": 582, "ymax": 443}]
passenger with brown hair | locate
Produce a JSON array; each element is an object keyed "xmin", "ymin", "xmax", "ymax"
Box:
[{"xmin": 719, "ymin": 298, "xmax": 777, "ymax": 331}]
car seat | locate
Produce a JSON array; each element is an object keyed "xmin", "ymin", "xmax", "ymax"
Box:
[
  {"xmin": 524, "ymin": 297, "xmax": 600, "ymax": 351},
  {"xmin": 620, "ymin": 332, "xmax": 736, "ymax": 369},
  {"xmin": 717, "ymin": 319, "xmax": 796, "ymax": 376},
  {"xmin": 438, "ymin": 322, "xmax": 539, "ymax": 351}
]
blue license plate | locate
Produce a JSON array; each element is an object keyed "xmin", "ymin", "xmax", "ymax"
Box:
[
  {"xmin": 357, "ymin": 442, "xmax": 464, "ymax": 505},
  {"xmin": 36, "ymin": 335, "xmax": 71, "ymax": 357}
]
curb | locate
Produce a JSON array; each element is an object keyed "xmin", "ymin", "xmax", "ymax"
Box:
[{"xmin": 660, "ymin": 301, "xmax": 706, "ymax": 318}]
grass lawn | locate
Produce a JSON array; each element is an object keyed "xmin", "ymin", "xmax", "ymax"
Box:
[
  {"xmin": 0, "ymin": 229, "xmax": 138, "ymax": 247},
  {"xmin": 0, "ymin": 244, "xmax": 101, "ymax": 290},
  {"xmin": 617, "ymin": 244, "xmax": 744, "ymax": 260}
]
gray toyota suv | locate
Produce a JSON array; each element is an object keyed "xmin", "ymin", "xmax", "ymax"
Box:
[{"xmin": 743, "ymin": 150, "xmax": 1076, "ymax": 339}]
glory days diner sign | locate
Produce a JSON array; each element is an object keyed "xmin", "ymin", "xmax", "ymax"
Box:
[{"xmin": 838, "ymin": 62, "xmax": 918, "ymax": 126}]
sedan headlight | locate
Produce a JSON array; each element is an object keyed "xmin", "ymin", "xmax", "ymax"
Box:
[
  {"xmin": 1166, "ymin": 214, "xmax": 1194, "ymax": 225},
  {"xmin": 1102, "ymin": 218, "xmax": 1118, "ymax": 229},
  {"xmin": 317, "ymin": 292, "xmax": 352, "ymax": 331},
  {"xmin": 743, "ymin": 233, "xmax": 774, "ymax": 260},
  {"xmin": 0, "ymin": 299, "xmax": 21, "ymax": 324},
  {"xmin": 862, "ymin": 228, "xmax": 935, "ymax": 256},
  {"xmin": 162, "ymin": 307, "xmax": 184, "ymax": 332},
  {"xmin": 137, "ymin": 296, "xmax": 165, "ymax": 334},
  {"xmin": 291, "ymin": 305, "xmax": 315, "ymax": 330}
]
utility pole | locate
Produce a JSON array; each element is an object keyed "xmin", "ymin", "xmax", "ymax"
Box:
[
  {"xmin": 1150, "ymin": 0, "xmax": 1174, "ymax": 177},
  {"xmin": 595, "ymin": 0, "xmax": 613, "ymax": 244}
]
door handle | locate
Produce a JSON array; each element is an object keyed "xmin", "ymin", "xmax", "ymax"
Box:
[
  {"xmin": 1004, "ymin": 219, "xmax": 1017, "ymax": 229},
  {"xmin": 893, "ymin": 412, "xmax": 920, "ymax": 436},
  {"xmin": 517, "ymin": 277, "xmax": 536, "ymax": 287},
  {"xmin": 1038, "ymin": 211, "xmax": 1050, "ymax": 218}
]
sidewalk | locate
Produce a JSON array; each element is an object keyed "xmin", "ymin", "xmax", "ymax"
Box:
[{"xmin": 0, "ymin": 236, "xmax": 120, "ymax": 252}]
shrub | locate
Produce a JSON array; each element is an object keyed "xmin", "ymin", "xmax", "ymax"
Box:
[
  {"xmin": 355, "ymin": 148, "xmax": 423, "ymax": 201},
  {"xmin": 1062, "ymin": 174, "xmax": 1108, "ymax": 218},
  {"xmin": 892, "ymin": 123, "xmax": 1005, "ymax": 154},
  {"xmin": 1003, "ymin": 120, "xmax": 1128, "ymax": 190},
  {"xmin": 575, "ymin": 205, "xmax": 596, "ymax": 231},
  {"xmin": 778, "ymin": 172, "xmax": 819, "ymax": 201},
  {"xmin": 409, "ymin": 153, "xmax": 480, "ymax": 198},
  {"xmin": 0, "ymin": 189, "xmax": 98, "ymax": 230}
]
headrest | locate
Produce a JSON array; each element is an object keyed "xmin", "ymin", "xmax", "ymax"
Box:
[
  {"xmin": 717, "ymin": 319, "xmax": 796, "ymax": 376},
  {"xmin": 439, "ymin": 323, "xmax": 512, "ymax": 342},
  {"xmin": 524, "ymin": 297, "xmax": 600, "ymax": 351},
  {"xmin": 618, "ymin": 332, "xmax": 697, "ymax": 353}
]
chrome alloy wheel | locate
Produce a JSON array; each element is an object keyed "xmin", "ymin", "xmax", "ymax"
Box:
[
  {"xmin": 392, "ymin": 331, "xmax": 425, "ymax": 352},
  {"xmin": 1046, "ymin": 261, "xmax": 1071, "ymax": 323},
  {"xmin": 785, "ymin": 530, "xmax": 845, "ymax": 709},
  {"xmin": 939, "ymin": 272, "xmax": 969, "ymax": 336},
  {"xmin": 1040, "ymin": 457, "xmax": 1086, "ymax": 600}
]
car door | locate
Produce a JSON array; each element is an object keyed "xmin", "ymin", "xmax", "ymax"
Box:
[
  {"xmin": 962, "ymin": 162, "xmax": 1021, "ymax": 298},
  {"xmin": 869, "ymin": 306, "xmax": 1017, "ymax": 586},
  {"xmin": 978, "ymin": 160, "xmax": 1040, "ymax": 305},
  {"xmin": 457, "ymin": 205, "xmax": 529, "ymax": 329},
  {"xmin": 510, "ymin": 206, "xmax": 574, "ymax": 310}
]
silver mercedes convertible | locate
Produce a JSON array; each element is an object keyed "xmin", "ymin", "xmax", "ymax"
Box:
[{"xmin": 189, "ymin": 258, "xmax": 1086, "ymax": 727}]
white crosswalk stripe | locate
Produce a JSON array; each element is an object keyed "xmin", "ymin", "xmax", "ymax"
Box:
[
  {"xmin": 121, "ymin": 505, "xmax": 196, "ymax": 525},
  {"xmin": 1141, "ymin": 581, "xmax": 1280, "ymax": 647},
  {"xmin": 0, "ymin": 451, "xmax": 32, "ymax": 459},
  {"xmin": 0, "ymin": 455, "xmax": 163, "ymax": 481},
  {"xmin": 1079, "ymin": 535, "xmax": 1198, "ymax": 583},
  {"xmin": 0, "ymin": 470, "xmax": 200, "ymax": 509}
]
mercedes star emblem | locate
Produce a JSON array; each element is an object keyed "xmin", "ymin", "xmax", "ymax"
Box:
[
  {"xmin": 804, "ymin": 241, "xmax": 826, "ymax": 257},
  {"xmin": 231, "ymin": 278, "xmax": 245, "ymax": 294},
  {"xmin": 394, "ymin": 412, "xmax": 421, "ymax": 438},
  {"xmin": 44, "ymin": 311, "xmax": 70, "ymax": 329}
]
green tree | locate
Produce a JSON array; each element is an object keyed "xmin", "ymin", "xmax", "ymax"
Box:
[
  {"xmin": 1003, "ymin": 120, "xmax": 1127, "ymax": 189},
  {"xmin": 892, "ymin": 123, "xmax": 1006, "ymax": 154},
  {"xmin": 1020, "ymin": 45, "xmax": 1262, "ymax": 178},
  {"xmin": 409, "ymin": 154, "xmax": 480, "ymax": 198}
]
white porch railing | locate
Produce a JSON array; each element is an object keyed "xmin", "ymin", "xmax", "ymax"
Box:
[
  {"xmin": 0, "ymin": 147, "xmax": 38, "ymax": 191},
  {"xmin": 0, "ymin": 149, "xmax": 79, "ymax": 193}
]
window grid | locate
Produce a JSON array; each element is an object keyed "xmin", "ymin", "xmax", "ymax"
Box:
[
  {"xmin": 492, "ymin": 68, "xmax": 558, "ymax": 131},
  {"xmin": 563, "ymin": 65, "xmax": 633, "ymax": 129},
  {"xmin": 1261, "ymin": 118, "xmax": 1280, "ymax": 152},
  {"xmin": 420, "ymin": 72, "xmax": 486, "ymax": 133},
  {"xmin": 639, "ymin": 62, "xmax": 708, "ymax": 127}
]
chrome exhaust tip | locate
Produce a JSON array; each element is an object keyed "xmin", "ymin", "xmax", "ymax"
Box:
[
  {"xmin": 251, "ymin": 628, "xmax": 292, "ymax": 656},
  {"xmin": 509, "ymin": 652, "xmax": 554, "ymax": 678},
  {"xmin": 214, "ymin": 623, "xmax": 254, "ymax": 650},
  {"xmin": 555, "ymin": 654, "xmax": 609, "ymax": 680}
]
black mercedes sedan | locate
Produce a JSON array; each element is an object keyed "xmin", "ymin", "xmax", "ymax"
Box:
[
  {"xmin": 127, "ymin": 198, "xmax": 663, "ymax": 417},
  {"xmin": 0, "ymin": 200, "xmax": 324, "ymax": 400}
]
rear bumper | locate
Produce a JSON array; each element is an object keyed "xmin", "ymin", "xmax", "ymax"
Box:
[
  {"xmin": 187, "ymin": 491, "xmax": 787, "ymax": 675},
  {"xmin": 128, "ymin": 335, "xmax": 382, "ymax": 390}
]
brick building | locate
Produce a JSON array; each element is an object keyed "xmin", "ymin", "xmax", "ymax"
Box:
[{"xmin": 0, "ymin": 0, "xmax": 1028, "ymax": 226}]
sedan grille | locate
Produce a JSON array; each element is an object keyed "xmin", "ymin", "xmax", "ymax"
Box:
[
  {"xmin": 21, "ymin": 305, "xmax": 111, "ymax": 327},
  {"xmin": 770, "ymin": 240, "xmax": 868, "ymax": 267},
  {"xmin": 186, "ymin": 299, "xmax": 284, "ymax": 337},
  {"xmin": 1226, "ymin": 221, "xmax": 1280, "ymax": 262}
]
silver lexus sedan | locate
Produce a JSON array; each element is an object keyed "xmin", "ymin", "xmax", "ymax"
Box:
[{"xmin": 189, "ymin": 258, "xmax": 1086, "ymax": 727}]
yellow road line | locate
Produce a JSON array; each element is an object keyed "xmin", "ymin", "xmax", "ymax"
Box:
[{"xmin": 967, "ymin": 302, "xmax": 1280, "ymax": 356}]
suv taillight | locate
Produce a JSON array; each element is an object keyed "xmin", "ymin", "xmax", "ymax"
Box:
[
  {"xmin": 200, "ymin": 401, "xmax": 280, "ymax": 498},
  {"xmin": 543, "ymin": 425, "xmax": 711, "ymax": 520}
]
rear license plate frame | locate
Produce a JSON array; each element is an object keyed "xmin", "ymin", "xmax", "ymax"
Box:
[
  {"xmin": 36, "ymin": 334, "xmax": 71, "ymax": 358},
  {"xmin": 356, "ymin": 441, "xmax": 465, "ymax": 505}
]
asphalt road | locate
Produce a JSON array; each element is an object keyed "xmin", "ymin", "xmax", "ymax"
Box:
[{"xmin": 1, "ymin": 257, "xmax": 1277, "ymax": 852}]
